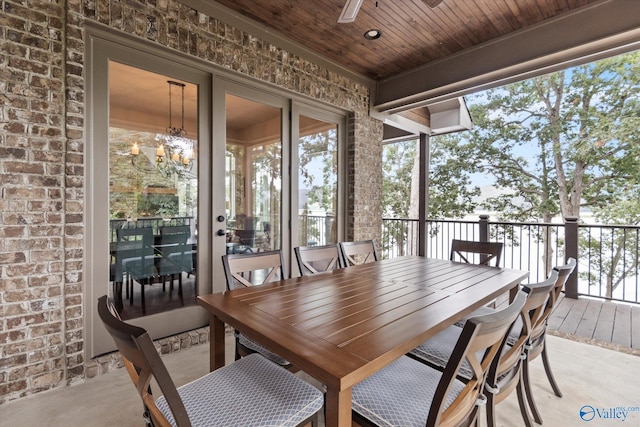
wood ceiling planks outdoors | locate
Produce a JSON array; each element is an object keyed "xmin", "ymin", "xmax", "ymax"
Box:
[{"xmin": 212, "ymin": 0, "xmax": 601, "ymax": 80}]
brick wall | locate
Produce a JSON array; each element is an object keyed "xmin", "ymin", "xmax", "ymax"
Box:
[
  {"xmin": 0, "ymin": 0, "xmax": 383, "ymax": 403},
  {"xmin": 1, "ymin": 0, "xmax": 69, "ymax": 401}
]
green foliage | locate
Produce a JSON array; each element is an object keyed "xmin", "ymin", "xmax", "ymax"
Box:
[
  {"xmin": 457, "ymin": 51, "xmax": 640, "ymax": 222},
  {"xmin": 428, "ymin": 135, "xmax": 482, "ymax": 219},
  {"xmin": 382, "ymin": 141, "xmax": 415, "ymax": 217},
  {"xmin": 382, "ymin": 51, "xmax": 640, "ymax": 295},
  {"xmin": 299, "ymin": 130, "xmax": 338, "ymax": 213},
  {"xmin": 381, "ymin": 137, "xmax": 480, "ymax": 219}
]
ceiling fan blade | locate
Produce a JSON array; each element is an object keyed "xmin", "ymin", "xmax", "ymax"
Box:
[
  {"xmin": 424, "ymin": 0, "xmax": 444, "ymax": 7},
  {"xmin": 338, "ymin": 0, "xmax": 364, "ymax": 23}
]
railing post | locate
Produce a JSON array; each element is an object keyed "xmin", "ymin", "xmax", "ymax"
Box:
[
  {"xmin": 325, "ymin": 215, "xmax": 333, "ymax": 246},
  {"xmin": 479, "ymin": 215, "xmax": 489, "ymax": 242},
  {"xmin": 564, "ymin": 216, "xmax": 579, "ymax": 299},
  {"xmin": 418, "ymin": 133, "xmax": 430, "ymax": 257}
]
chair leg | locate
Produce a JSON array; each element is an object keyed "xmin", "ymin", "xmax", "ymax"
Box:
[
  {"xmin": 516, "ymin": 372, "xmax": 534, "ymax": 427},
  {"xmin": 141, "ymin": 281, "xmax": 146, "ymax": 315},
  {"xmin": 541, "ymin": 340, "xmax": 562, "ymax": 397},
  {"xmin": 113, "ymin": 281, "xmax": 124, "ymax": 312},
  {"xmin": 522, "ymin": 357, "xmax": 544, "ymax": 424},
  {"xmin": 234, "ymin": 335, "xmax": 242, "ymax": 361},
  {"xmin": 485, "ymin": 391, "xmax": 497, "ymax": 427}
]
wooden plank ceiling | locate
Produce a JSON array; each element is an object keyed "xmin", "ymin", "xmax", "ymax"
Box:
[{"xmin": 212, "ymin": 0, "xmax": 600, "ymax": 81}]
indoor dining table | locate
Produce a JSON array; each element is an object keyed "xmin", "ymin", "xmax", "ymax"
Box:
[{"xmin": 197, "ymin": 256, "xmax": 529, "ymax": 427}]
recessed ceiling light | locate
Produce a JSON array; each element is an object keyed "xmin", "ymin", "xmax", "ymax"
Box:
[{"xmin": 364, "ymin": 29, "xmax": 381, "ymax": 40}]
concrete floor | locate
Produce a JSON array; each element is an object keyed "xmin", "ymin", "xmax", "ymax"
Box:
[{"xmin": 2, "ymin": 334, "xmax": 639, "ymax": 427}]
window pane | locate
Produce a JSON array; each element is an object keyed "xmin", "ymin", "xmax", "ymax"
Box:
[
  {"xmin": 225, "ymin": 94, "xmax": 282, "ymax": 253},
  {"xmin": 108, "ymin": 61, "xmax": 198, "ymax": 319},
  {"xmin": 298, "ymin": 116, "xmax": 338, "ymax": 246}
]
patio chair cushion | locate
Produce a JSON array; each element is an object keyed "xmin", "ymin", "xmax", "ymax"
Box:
[
  {"xmin": 237, "ymin": 332, "xmax": 291, "ymax": 367},
  {"xmin": 409, "ymin": 325, "xmax": 483, "ymax": 379},
  {"xmin": 156, "ymin": 353, "xmax": 323, "ymax": 427},
  {"xmin": 352, "ymin": 355, "xmax": 465, "ymax": 427}
]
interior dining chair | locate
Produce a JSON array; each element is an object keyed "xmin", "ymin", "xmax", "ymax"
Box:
[
  {"xmin": 97, "ymin": 295, "xmax": 323, "ymax": 427},
  {"xmin": 450, "ymin": 239, "xmax": 503, "ymax": 267},
  {"xmin": 155, "ymin": 225, "xmax": 192, "ymax": 299},
  {"xmin": 294, "ymin": 244, "xmax": 344, "ymax": 276},
  {"xmin": 339, "ymin": 240, "xmax": 379, "ymax": 266},
  {"xmin": 221, "ymin": 250, "xmax": 291, "ymax": 368},
  {"xmin": 520, "ymin": 257, "xmax": 576, "ymax": 424},
  {"xmin": 408, "ymin": 271, "xmax": 559, "ymax": 427},
  {"xmin": 351, "ymin": 290, "xmax": 527, "ymax": 427},
  {"xmin": 116, "ymin": 227, "xmax": 157, "ymax": 314}
]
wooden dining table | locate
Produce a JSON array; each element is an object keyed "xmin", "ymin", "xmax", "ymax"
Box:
[{"xmin": 197, "ymin": 256, "xmax": 528, "ymax": 427}]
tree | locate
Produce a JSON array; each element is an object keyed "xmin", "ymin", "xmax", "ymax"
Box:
[
  {"xmin": 298, "ymin": 128, "xmax": 338, "ymax": 244},
  {"xmin": 382, "ymin": 138, "xmax": 481, "ymax": 255},
  {"xmin": 437, "ymin": 50, "xmax": 640, "ymax": 289},
  {"xmin": 579, "ymin": 182, "xmax": 640, "ymax": 298}
]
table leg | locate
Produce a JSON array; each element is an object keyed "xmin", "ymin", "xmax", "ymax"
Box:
[
  {"xmin": 209, "ymin": 313, "xmax": 225, "ymax": 371},
  {"xmin": 324, "ymin": 385, "xmax": 352, "ymax": 427},
  {"xmin": 510, "ymin": 284, "xmax": 520, "ymax": 302}
]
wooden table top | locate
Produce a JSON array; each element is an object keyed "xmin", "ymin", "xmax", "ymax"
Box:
[{"xmin": 198, "ymin": 256, "xmax": 529, "ymax": 426}]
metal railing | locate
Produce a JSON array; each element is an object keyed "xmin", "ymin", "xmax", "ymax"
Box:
[{"xmin": 379, "ymin": 216, "xmax": 640, "ymax": 305}]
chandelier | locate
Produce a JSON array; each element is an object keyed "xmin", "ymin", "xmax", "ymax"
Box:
[{"xmin": 130, "ymin": 80, "xmax": 194, "ymax": 178}]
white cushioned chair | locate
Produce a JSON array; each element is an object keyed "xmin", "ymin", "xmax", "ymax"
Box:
[{"xmin": 97, "ymin": 295, "xmax": 323, "ymax": 427}]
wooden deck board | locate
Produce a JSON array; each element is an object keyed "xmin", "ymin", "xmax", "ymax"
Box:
[
  {"xmin": 547, "ymin": 294, "xmax": 573, "ymax": 331},
  {"xmin": 575, "ymin": 299, "xmax": 601, "ymax": 339},
  {"xmin": 557, "ymin": 297, "xmax": 589, "ymax": 335},
  {"xmin": 612, "ymin": 303, "xmax": 631, "ymax": 348},
  {"xmin": 549, "ymin": 295, "xmax": 640, "ymax": 356},
  {"xmin": 592, "ymin": 300, "xmax": 616, "ymax": 343}
]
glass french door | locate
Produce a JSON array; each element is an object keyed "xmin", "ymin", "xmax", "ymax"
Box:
[
  {"xmin": 220, "ymin": 85, "xmax": 288, "ymax": 261},
  {"xmin": 292, "ymin": 104, "xmax": 343, "ymax": 251},
  {"xmin": 217, "ymin": 81, "xmax": 345, "ymax": 275},
  {"xmin": 87, "ymin": 37, "xmax": 212, "ymax": 357}
]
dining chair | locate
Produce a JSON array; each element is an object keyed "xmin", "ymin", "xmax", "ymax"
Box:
[
  {"xmin": 351, "ymin": 290, "xmax": 527, "ymax": 427},
  {"xmin": 450, "ymin": 239, "xmax": 503, "ymax": 267},
  {"xmin": 450, "ymin": 239, "xmax": 505, "ymax": 309},
  {"xmin": 294, "ymin": 244, "xmax": 344, "ymax": 276},
  {"xmin": 155, "ymin": 225, "xmax": 193, "ymax": 299},
  {"xmin": 233, "ymin": 229, "xmax": 257, "ymax": 253},
  {"xmin": 97, "ymin": 295, "xmax": 323, "ymax": 427},
  {"xmin": 520, "ymin": 257, "xmax": 576, "ymax": 424},
  {"xmin": 408, "ymin": 271, "xmax": 559, "ymax": 427},
  {"xmin": 339, "ymin": 239, "xmax": 379, "ymax": 266},
  {"xmin": 115, "ymin": 227, "xmax": 157, "ymax": 314},
  {"xmin": 221, "ymin": 250, "xmax": 291, "ymax": 368}
]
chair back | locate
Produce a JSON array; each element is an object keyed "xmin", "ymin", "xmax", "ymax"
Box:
[
  {"xmin": 157, "ymin": 226, "xmax": 193, "ymax": 276},
  {"xmin": 491, "ymin": 270, "xmax": 558, "ymax": 402},
  {"xmin": 339, "ymin": 240, "xmax": 379, "ymax": 266},
  {"xmin": 236, "ymin": 229, "xmax": 256, "ymax": 247},
  {"xmin": 294, "ymin": 244, "xmax": 344, "ymax": 276},
  {"xmin": 549, "ymin": 257, "xmax": 577, "ymax": 311},
  {"xmin": 222, "ymin": 250, "xmax": 286, "ymax": 290},
  {"xmin": 114, "ymin": 227, "xmax": 155, "ymax": 282},
  {"xmin": 450, "ymin": 239, "xmax": 503, "ymax": 267},
  {"xmin": 526, "ymin": 258, "xmax": 577, "ymax": 358},
  {"xmin": 427, "ymin": 290, "xmax": 527, "ymax": 427},
  {"xmin": 97, "ymin": 295, "xmax": 190, "ymax": 427}
]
